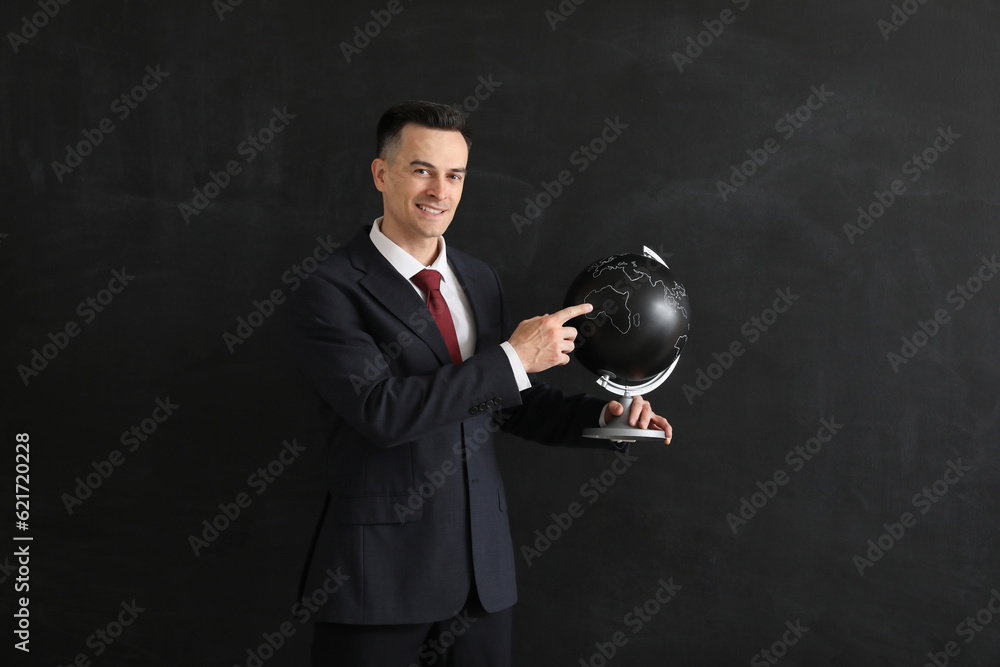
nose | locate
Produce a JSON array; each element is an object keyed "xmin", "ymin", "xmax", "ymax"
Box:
[{"xmin": 425, "ymin": 174, "xmax": 452, "ymax": 200}]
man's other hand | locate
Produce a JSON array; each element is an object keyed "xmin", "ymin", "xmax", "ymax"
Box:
[{"xmin": 603, "ymin": 395, "xmax": 673, "ymax": 444}]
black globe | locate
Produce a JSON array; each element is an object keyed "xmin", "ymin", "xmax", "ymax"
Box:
[{"xmin": 563, "ymin": 252, "xmax": 691, "ymax": 386}]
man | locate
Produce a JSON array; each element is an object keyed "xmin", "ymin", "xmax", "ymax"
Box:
[{"xmin": 287, "ymin": 101, "xmax": 671, "ymax": 666}]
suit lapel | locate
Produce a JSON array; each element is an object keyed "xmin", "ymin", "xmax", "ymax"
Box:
[
  {"xmin": 349, "ymin": 229, "xmax": 453, "ymax": 366},
  {"xmin": 448, "ymin": 249, "xmax": 492, "ymax": 355}
]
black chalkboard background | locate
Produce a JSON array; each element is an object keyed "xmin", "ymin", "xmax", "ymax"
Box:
[{"xmin": 3, "ymin": 1, "xmax": 999, "ymax": 665}]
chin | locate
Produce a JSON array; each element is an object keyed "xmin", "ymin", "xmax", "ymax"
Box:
[{"xmin": 421, "ymin": 217, "xmax": 453, "ymax": 234}]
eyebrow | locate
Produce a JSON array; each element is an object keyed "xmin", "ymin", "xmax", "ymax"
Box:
[{"xmin": 410, "ymin": 160, "xmax": 467, "ymax": 174}]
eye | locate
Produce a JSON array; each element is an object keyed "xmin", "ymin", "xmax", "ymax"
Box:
[
  {"xmin": 449, "ymin": 173, "xmax": 464, "ymax": 181},
  {"xmin": 414, "ymin": 168, "xmax": 429, "ymax": 175}
]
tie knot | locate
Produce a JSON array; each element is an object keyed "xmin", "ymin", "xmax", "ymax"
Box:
[{"xmin": 413, "ymin": 268, "xmax": 442, "ymax": 292}]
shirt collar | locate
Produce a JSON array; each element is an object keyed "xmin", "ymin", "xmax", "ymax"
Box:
[{"xmin": 369, "ymin": 217, "xmax": 451, "ymax": 281}]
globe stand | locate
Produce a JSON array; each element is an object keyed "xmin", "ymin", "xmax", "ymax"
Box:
[{"xmin": 582, "ymin": 360, "xmax": 680, "ymax": 443}]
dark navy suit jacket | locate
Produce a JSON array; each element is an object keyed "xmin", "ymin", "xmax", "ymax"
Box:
[{"xmin": 287, "ymin": 226, "xmax": 609, "ymax": 625}]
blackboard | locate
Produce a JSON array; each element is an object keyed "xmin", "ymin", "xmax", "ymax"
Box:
[{"xmin": 3, "ymin": 0, "xmax": 999, "ymax": 664}]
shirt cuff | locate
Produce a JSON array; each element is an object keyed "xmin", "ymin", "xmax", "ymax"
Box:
[{"xmin": 500, "ymin": 342, "xmax": 533, "ymax": 392}]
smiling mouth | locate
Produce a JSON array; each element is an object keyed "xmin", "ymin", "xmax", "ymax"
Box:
[{"xmin": 417, "ymin": 203, "xmax": 446, "ymax": 215}]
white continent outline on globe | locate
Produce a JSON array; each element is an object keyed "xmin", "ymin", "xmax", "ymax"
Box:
[
  {"xmin": 589, "ymin": 259, "xmax": 690, "ymax": 321},
  {"xmin": 582, "ymin": 284, "xmax": 632, "ymax": 334}
]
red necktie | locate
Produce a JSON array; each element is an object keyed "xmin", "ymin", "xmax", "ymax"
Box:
[{"xmin": 412, "ymin": 269, "xmax": 463, "ymax": 364}]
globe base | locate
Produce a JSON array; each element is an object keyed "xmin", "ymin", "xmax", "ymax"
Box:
[{"xmin": 582, "ymin": 425, "xmax": 667, "ymax": 443}]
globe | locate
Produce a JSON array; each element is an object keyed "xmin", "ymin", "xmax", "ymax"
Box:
[{"xmin": 563, "ymin": 251, "xmax": 690, "ymax": 387}]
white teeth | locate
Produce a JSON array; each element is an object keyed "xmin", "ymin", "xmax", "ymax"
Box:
[{"xmin": 418, "ymin": 204, "xmax": 443, "ymax": 214}]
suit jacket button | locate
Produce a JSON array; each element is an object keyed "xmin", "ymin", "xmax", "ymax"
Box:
[
  {"xmin": 486, "ymin": 399, "xmax": 494, "ymax": 408},
  {"xmin": 470, "ymin": 406, "xmax": 479, "ymax": 414}
]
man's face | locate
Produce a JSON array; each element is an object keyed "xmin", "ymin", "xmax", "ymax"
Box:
[{"xmin": 372, "ymin": 124, "xmax": 468, "ymax": 252}]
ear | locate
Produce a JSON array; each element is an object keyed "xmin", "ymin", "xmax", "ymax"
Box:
[{"xmin": 371, "ymin": 157, "xmax": 388, "ymax": 192}]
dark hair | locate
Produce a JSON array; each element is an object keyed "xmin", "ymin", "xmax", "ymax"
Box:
[{"xmin": 376, "ymin": 101, "xmax": 472, "ymax": 159}]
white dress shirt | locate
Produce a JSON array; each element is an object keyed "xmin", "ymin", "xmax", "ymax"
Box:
[{"xmin": 369, "ymin": 219, "xmax": 532, "ymax": 391}]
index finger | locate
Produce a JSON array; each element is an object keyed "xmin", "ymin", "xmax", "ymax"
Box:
[{"xmin": 550, "ymin": 302, "xmax": 594, "ymax": 324}]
